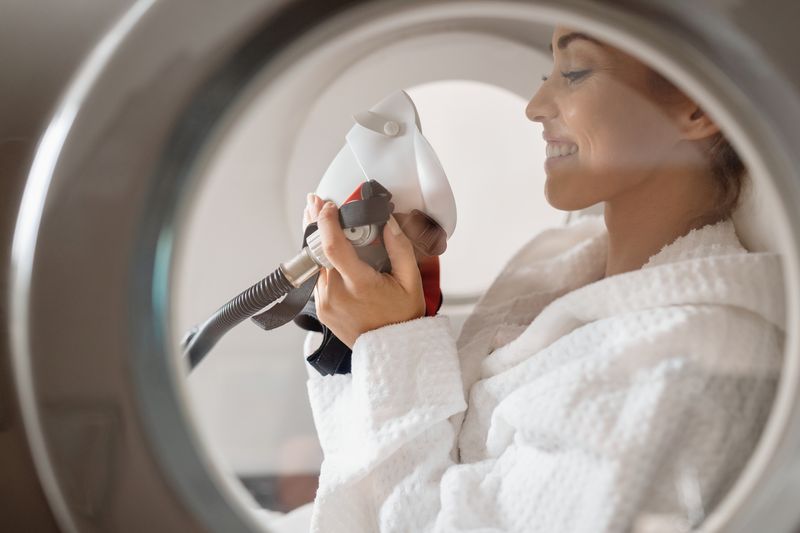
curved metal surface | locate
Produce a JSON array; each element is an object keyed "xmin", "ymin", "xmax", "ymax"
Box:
[
  {"xmin": 3, "ymin": 1, "xmax": 800, "ymax": 532},
  {"xmin": 8, "ymin": 1, "xmax": 296, "ymax": 531},
  {"xmin": 0, "ymin": 1, "xmax": 133, "ymax": 531}
]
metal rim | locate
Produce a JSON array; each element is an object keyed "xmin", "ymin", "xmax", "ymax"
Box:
[{"xmin": 9, "ymin": 1, "xmax": 800, "ymax": 532}]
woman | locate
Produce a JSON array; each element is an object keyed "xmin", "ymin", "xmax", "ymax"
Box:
[{"xmin": 300, "ymin": 26, "xmax": 785, "ymax": 532}]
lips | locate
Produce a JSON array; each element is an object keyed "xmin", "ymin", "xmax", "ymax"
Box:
[
  {"xmin": 543, "ymin": 132, "xmax": 575, "ymax": 143},
  {"xmin": 543, "ymin": 132, "xmax": 579, "ymax": 157}
]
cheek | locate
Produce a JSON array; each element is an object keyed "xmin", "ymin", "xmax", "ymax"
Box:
[
  {"xmin": 564, "ymin": 81, "xmax": 674, "ymax": 175},
  {"xmin": 542, "ymin": 80, "xmax": 680, "ymax": 210}
]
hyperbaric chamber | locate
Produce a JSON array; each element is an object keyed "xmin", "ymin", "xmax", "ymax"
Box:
[{"xmin": 3, "ymin": 1, "xmax": 800, "ymax": 533}]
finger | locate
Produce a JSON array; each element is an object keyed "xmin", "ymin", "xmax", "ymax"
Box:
[
  {"xmin": 306, "ymin": 194, "xmax": 322, "ymax": 222},
  {"xmin": 305, "ymin": 193, "xmax": 323, "ymax": 225},
  {"xmin": 316, "ymin": 266, "xmax": 328, "ymax": 291},
  {"xmin": 316, "ymin": 201, "xmax": 378, "ymax": 286},
  {"xmin": 315, "ymin": 268, "xmax": 344, "ymax": 322},
  {"xmin": 383, "ymin": 215, "xmax": 423, "ymax": 293},
  {"xmin": 314, "ymin": 267, "xmax": 327, "ymax": 309},
  {"xmin": 323, "ymin": 267, "xmax": 345, "ymax": 296},
  {"xmin": 310, "ymin": 194, "xmax": 324, "ymax": 220},
  {"xmin": 304, "ymin": 194, "xmax": 315, "ymax": 228},
  {"xmin": 396, "ymin": 210, "xmax": 447, "ymax": 256}
]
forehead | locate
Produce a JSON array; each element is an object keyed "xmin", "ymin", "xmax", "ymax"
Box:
[
  {"xmin": 549, "ymin": 28, "xmax": 607, "ymax": 54},
  {"xmin": 548, "ymin": 27, "xmax": 652, "ymax": 83}
]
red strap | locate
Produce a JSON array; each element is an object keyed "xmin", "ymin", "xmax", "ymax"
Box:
[
  {"xmin": 342, "ymin": 183, "xmax": 369, "ymax": 204},
  {"xmin": 419, "ymin": 256, "xmax": 442, "ymax": 316}
]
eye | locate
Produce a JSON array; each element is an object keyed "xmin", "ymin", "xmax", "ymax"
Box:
[
  {"xmin": 561, "ymin": 69, "xmax": 590, "ymax": 83},
  {"xmin": 540, "ymin": 69, "xmax": 590, "ymax": 84}
]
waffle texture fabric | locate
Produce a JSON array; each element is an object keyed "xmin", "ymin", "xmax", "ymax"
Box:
[{"xmin": 304, "ymin": 216, "xmax": 785, "ymax": 533}]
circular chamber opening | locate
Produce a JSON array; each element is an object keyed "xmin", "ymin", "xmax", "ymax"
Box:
[
  {"xmin": 172, "ymin": 3, "xmax": 800, "ymax": 531},
  {"xmin": 10, "ymin": 1, "xmax": 800, "ymax": 533}
]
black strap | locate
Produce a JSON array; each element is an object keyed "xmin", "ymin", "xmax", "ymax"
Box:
[
  {"xmin": 295, "ymin": 297, "xmax": 353, "ymax": 375},
  {"xmin": 339, "ymin": 195, "xmax": 393, "ymax": 229}
]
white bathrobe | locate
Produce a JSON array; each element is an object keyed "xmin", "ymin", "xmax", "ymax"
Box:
[{"xmin": 304, "ymin": 216, "xmax": 785, "ymax": 533}]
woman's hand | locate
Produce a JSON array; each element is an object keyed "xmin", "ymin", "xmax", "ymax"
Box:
[{"xmin": 303, "ymin": 193, "xmax": 426, "ymax": 348}]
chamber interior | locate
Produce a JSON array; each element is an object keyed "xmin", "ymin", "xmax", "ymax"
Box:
[{"xmin": 169, "ymin": 5, "xmax": 794, "ymax": 532}]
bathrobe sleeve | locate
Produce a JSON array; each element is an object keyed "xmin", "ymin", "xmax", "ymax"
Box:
[
  {"xmin": 305, "ymin": 309, "xmax": 778, "ymax": 533},
  {"xmin": 306, "ymin": 315, "xmax": 467, "ymax": 532}
]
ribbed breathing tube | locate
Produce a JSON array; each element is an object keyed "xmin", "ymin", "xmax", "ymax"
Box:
[
  {"xmin": 181, "ymin": 180, "xmax": 396, "ymax": 371},
  {"xmin": 181, "ymin": 268, "xmax": 296, "ymax": 369}
]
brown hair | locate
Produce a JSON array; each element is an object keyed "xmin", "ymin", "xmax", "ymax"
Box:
[{"xmin": 647, "ymin": 69, "xmax": 746, "ymax": 222}]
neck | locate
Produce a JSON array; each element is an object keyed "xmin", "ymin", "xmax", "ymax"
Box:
[{"xmin": 603, "ymin": 165, "xmax": 720, "ymax": 277}]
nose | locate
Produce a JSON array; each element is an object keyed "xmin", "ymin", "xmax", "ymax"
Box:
[{"xmin": 525, "ymin": 80, "xmax": 557, "ymax": 123}]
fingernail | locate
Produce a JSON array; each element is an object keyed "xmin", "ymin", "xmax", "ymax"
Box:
[
  {"xmin": 307, "ymin": 193, "xmax": 314, "ymax": 207},
  {"xmin": 387, "ymin": 215, "xmax": 402, "ymax": 236},
  {"xmin": 324, "ymin": 201, "xmax": 337, "ymax": 211}
]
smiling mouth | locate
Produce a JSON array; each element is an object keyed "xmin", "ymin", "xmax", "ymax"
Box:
[{"xmin": 546, "ymin": 142, "xmax": 579, "ymax": 158}]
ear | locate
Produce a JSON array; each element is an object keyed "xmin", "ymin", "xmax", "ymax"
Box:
[{"xmin": 676, "ymin": 103, "xmax": 720, "ymax": 141}]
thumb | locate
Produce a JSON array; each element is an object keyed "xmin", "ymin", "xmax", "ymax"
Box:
[{"xmin": 383, "ymin": 215, "xmax": 422, "ymax": 293}]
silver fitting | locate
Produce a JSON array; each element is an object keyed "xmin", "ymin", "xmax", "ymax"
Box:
[
  {"xmin": 342, "ymin": 224, "xmax": 378, "ymax": 247},
  {"xmin": 280, "ymin": 248, "xmax": 321, "ymax": 288},
  {"xmin": 282, "ymin": 225, "xmax": 381, "ymax": 287},
  {"xmin": 305, "ymin": 229, "xmax": 333, "ymax": 269}
]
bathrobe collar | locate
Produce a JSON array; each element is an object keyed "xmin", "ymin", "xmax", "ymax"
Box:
[{"xmin": 480, "ymin": 216, "xmax": 785, "ymax": 377}]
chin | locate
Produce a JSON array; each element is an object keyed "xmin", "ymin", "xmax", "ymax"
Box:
[{"xmin": 544, "ymin": 175, "xmax": 600, "ymax": 212}]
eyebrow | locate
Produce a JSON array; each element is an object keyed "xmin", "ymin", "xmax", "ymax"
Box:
[{"xmin": 549, "ymin": 32, "xmax": 605, "ymax": 52}]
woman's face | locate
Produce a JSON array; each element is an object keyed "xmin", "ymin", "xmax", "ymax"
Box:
[{"xmin": 526, "ymin": 27, "xmax": 689, "ymax": 211}]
